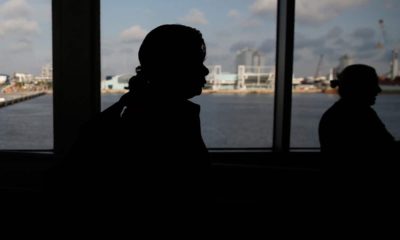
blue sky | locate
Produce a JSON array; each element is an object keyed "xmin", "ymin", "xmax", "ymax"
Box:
[
  {"xmin": 1, "ymin": 0, "xmax": 400, "ymax": 78},
  {"xmin": 101, "ymin": 0, "xmax": 400, "ymax": 78}
]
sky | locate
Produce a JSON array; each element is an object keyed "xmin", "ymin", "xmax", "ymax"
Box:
[
  {"xmin": 1, "ymin": 0, "xmax": 400, "ymax": 78},
  {"xmin": 0, "ymin": 0, "xmax": 51, "ymax": 76}
]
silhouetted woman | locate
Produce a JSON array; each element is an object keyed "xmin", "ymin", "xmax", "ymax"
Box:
[
  {"xmin": 57, "ymin": 24, "xmax": 210, "ymax": 200},
  {"xmin": 319, "ymin": 64, "xmax": 398, "ymax": 154}
]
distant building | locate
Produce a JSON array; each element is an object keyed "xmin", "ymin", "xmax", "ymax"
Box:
[
  {"xmin": 35, "ymin": 64, "xmax": 53, "ymax": 83},
  {"xmin": 101, "ymin": 73, "xmax": 133, "ymax": 90},
  {"xmin": 13, "ymin": 72, "xmax": 34, "ymax": 83},
  {"xmin": 0, "ymin": 74, "xmax": 10, "ymax": 85},
  {"xmin": 237, "ymin": 65, "xmax": 274, "ymax": 89},
  {"xmin": 235, "ymin": 48, "xmax": 266, "ymax": 73},
  {"xmin": 41, "ymin": 64, "xmax": 53, "ymax": 82},
  {"xmin": 206, "ymin": 49, "xmax": 274, "ymax": 90},
  {"xmin": 233, "ymin": 48, "xmax": 274, "ymax": 89},
  {"xmin": 206, "ymin": 65, "xmax": 237, "ymax": 90},
  {"xmin": 206, "ymin": 65, "xmax": 275, "ymax": 90},
  {"xmin": 390, "ymin": 50, "xmax": 398, "ymax": 79}
]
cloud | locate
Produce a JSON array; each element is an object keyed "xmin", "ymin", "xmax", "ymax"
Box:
[
  {"xmin": 181, "ymin": 9, "xmax": 208, "ymax": 25},
  {"xmin": 297, "ymin": 0, "xmax": 368, "ymax": 23},
  {"xmin": 9, "ymin": 38, "xmax": 32, "ymax": 52},
  {"xmin": 240, "ymin": 18, "xmax": 262, "ymax": 28},
  {"xmin": 325, "ymin": 27, "xmax": 344, "ymax": 39},
  {"xmin": 120, "ymin": 25, "xmax": 147, "ymax": 43},
  {"xmin": 101, "ymin": 47, "xmax": 114, "ymax": 57},
  {"xmin": 291, "ymin": 25, "xmax": 387, "ymax": 76},
  {"xmin": 119, "ymin": 47, "xmax": 135, "ymax": 55},
  {"xmin": 227, "ymin": 9, "xmax": 241, "ymax": 19},
  {"xmin": 384, "ymin": 0, "xmax": 400, "ymax": 9},
  {"xmin": 250, "ymin": 0, "xmax": 276, "ymax": 15},
  {"xmin": 0, "ymin": 0, "xmax": 32, "ymax": 18},
  {"xmin": 258, "ymin": 27, "xmax": 351, "ymax": 68},
  {"xmin": 352, "ymin": 27, "xmax": 375, "ymax": 40},
  {"xmin": 259, "ymin": 38, "xmax": 275, "ymax": 54},
  {"xmin": 295, "ymin": 27, "xmax": 345, "ymax": 51},
  {"xmin": 205, "ymin": 52, "xmax": 235, "ymax": 72},
  {"xmin": 0, "ymin": 0, "xmax": 39, "ymax": 37},
  {"xmin": 295, "ymin": 34, "xmax": 323, "ymax": 50},
  {"xmin": 0, "ymin": 18, "xmax": 39, "ymax": 37},
  {"xmin": 250, "ymin": 0, "xmax": 369, "ymax": 24},
  {"xmin": 351, "ymin": 28, "xmax": 378, "ymax": 58},
  {"xmin": 230, "ymin": 41, "xmax": 256, "ymax": 53}
]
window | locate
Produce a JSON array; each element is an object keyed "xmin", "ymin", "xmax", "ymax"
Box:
[
  {"xmin": 10, "ymin": 0, "xmax": 389, "ymax": 156},
  {"xmin": 0, "ymin": 0, "xmax": 52, "ymax": 150},
  {"xmin": 291, "ymin": 0, "xmax": 400, "ymax": 148},
  {"xmin": 101, "ymin": 0, "xmax": 277, "ymax": 148},
  {"xmin": 0, "ymin": 0, "xmax": 323, "ymax": 196}
]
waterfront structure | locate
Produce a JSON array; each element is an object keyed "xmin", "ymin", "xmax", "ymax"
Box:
[
  {"xmin": 206, "ymin": 65, "xmax": 275, "ymax": 90},
  {"xmin": 206, "ymin": 65, "xmax": 237, "ymax": 90},
  {"xmin": 101, "ymin": 73, "xmax": 133, "ymax": 91},
  {"xmin": 237, "ymin": 65, "xmax": 274, "ymax": 89}
]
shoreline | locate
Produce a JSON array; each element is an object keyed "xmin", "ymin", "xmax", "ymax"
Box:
[
  {"xmin": 2, "ymin": 88, "xmax": 399, "ymax": 97},
  {"xmin": 100, "ymin": 89, "xmax": 400, "ymax": 94},
  {"xmin": 0, "ymin": 91, "xmax": 47, "ymax": 108},
  {"xmin": 100, "ymin": 89, "xmax": 324, "ymax": 95}
]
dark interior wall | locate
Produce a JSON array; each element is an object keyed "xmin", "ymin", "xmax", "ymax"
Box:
[{"xmin": 0, "ymin": 151, "xmax": 320, "ymax": 203}]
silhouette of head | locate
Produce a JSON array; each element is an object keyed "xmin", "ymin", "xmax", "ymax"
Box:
[
  {"xmin": 133, "ymin": 24, "xmax": 209, "ymax": 99},
  {"xmin": 332, "ymin": 64, "xmax": 382, "ymax": 105}
]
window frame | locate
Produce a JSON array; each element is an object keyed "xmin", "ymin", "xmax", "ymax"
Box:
[
  {"xmin": 54, "ymin": 0, "xmax": 296, "ymax": 156},
  {"xmin": 0, "ymin": 0, "xmax": 318, "ymax": 164},
  {"xmin": 52, "ymin": 0, "xmax": 101, "ymax": 155}
]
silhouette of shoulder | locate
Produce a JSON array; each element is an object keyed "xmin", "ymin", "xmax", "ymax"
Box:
[{"xmin": 319, "ymin": 99, "xmax": 395, "ymax": 153}]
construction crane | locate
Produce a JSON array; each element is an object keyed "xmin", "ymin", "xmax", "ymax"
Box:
[
  {"xmin": 375, "ymin": 19, "xmax": 399, "ymax": 79},
  {"xmin": 376, "ymin": 19, "xmax": 387, "ymax": 49},
  {"xmin": 314, "ymin": 54, "xmax": 324, "ymax": 80}
]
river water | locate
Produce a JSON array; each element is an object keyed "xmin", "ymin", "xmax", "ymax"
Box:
[{"xmin": 1, "ymin": 93, "xmax": 399, "ymax": 149}]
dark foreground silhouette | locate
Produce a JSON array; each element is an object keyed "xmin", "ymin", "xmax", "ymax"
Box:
[
  {"xmin": 319, "ymin": 65, "xmax": 400, "ymax": 204},
  {"xmin": 319, "ymin": 64, "xmax": 399, "ymax": 154},
  {"xmin": 47, "ymin": 24, "xmax": 210, "ymax": 202}
]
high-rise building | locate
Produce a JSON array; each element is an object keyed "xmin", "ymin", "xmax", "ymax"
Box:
[
  {"xmin": 235, "ymin": 48, "xmax": 266, "ymax": 73},
  {"xmin": 40, "ymin": 64, "xmax": 53, "ymax": 82}
]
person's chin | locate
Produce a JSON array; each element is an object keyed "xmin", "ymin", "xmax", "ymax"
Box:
[
  {"xmin": 185, "ymin": 88, "xmax": 202, "ymax": 99},
  {"xmin": 369, "ymin": 98, "xmax": 376, "ymax": 105}
]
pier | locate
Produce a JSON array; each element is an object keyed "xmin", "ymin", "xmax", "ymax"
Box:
[{"xmin": 0, "ymin": 92, "xmax": 47, "ymax": 108}]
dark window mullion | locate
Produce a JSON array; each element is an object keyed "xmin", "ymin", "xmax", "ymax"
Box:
[
  {"xmin": 52, "ymin": 0, "xmax": 101, "ymax": 156},
  {"xmin": 273, "ymin": 0, "xmax": 295, "ymax": 152}
]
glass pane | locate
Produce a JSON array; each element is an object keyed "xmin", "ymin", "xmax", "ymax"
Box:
[
  {"xmin": 292, "ymin": 0, "xmax": 400, "ymax": 148},
  {"xmin": 101, "ymin": 0, "xmax": 277, "ymax": 148},
  {"xmin": 0, "ymin": 0, "xmax": 53, "ymax": 150}
]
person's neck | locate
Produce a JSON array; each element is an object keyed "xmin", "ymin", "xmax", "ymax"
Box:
[
  {"xmin": 340, "ymin": 97, "xmax": 372, "ymax": 107},
  {"xmin": 133, "ymin": 87, "xmax": 187, "ymax": 102}
]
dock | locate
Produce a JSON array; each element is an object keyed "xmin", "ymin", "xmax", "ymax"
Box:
[{"xmin": 0, "ymin": 92, "xmax": 47, "ymax": 108}]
